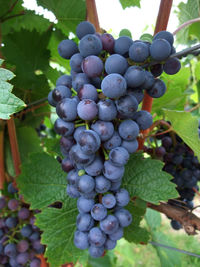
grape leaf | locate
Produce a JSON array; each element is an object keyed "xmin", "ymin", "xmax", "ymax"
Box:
[
  {"xmin": 163, "ymin": 109, "xmax": 200, "ymax": 161},
  {"xmin": 17, "ymin": 152, "xmax": 66, "ymax": 209},
  {"xmin": 2, "ymin": 10, "xmax": 51, "ymax": 35},
  {"xmin": 5, "ymin": 127, "xmax": 42, "ymax": 177},
  {"xmin": 0, "ymin": 60, "xmax": 25, "ymax": 119},
  {"xmin": 152, "ymin": 67, "xmax": 190, "ymax": 116},
  {"xmin": 119, "ymin": 0, "xmax": 141, "ymax": 9},
  {"xmin": 119, "ymin": 29, "xmax": 132, "ymax": 38},
  {"xmin": 36, "ymin": 199, "xmax": 85, "ymax": 267},
  {"xmin": 37, "ymin": 0, "xmax": 86, "ymax": 35},
  {"xmin": 122, "ymin": 152, "xmax": 178, "ymax": 204},
  {"xmin": 151, "ymin": 232, "xmax": 182, "ymax": 267},
  {"xmin": 177, "ymin": 0, "xmax": 200, "ymax": 44},
  {"xmin": 0, "ymin": 0, "xmax": 23, "ymax": 18},
  {"xmin": 124, "ymin": 199, "xmax": 150, "ymax": 244},
  {"xmin": 145, "ymin": 208, "xmax": 161, "ymax": 231}
]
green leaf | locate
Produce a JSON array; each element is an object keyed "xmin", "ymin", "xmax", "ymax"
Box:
[
  {"xmin": 124, "ymin": 199, "xmax": 150, "ymax": 244},
  {"xmin": 119, "ymin": 0, "xmax": 141, "ymax": 9},
  {"xmin": 2, "ymin": 10, "xmax": 51, "ymax": 35},
  {"xmin": 145, "ymin": 208, "xmax": 161, "ymax": 231},
  {"xmin": 88, "ymin": 252, "xmax": 116, "ymax": 267},
  {"xmin": 37, "ymin": 0, "xmax": 86, "ymax": 35},
  {"xmin": 119, "ymin": 29, "xmax": 132, "ymax": 38},
  {"xmin": 164, "ymin": 110, "xmax": 200, "ymax": 160},
  {"xmin": 0, "ymin": 68, "xmax": 15, "ymax": 81},
  {"xmin": 151, "ymin": 232, "xmax": 182, "ymax": 267},
  {"xmin": 36, "ymin": 199, "xmax": 84, "ymax": 267},
  {"xmin": 177, "ymin": 0, "xmax": 200, "ymax": 44},
  {"xmin": 152, "ymin": 67, "xmax": 190, "ymax": 116},
  {"xmin": 122, "ymin": 152, "xmax": 178, "ymax": 204},
  {"xmin": 0, "ymin": 65, "xmax": 25, "ymax": 119},
  {"xmin": 140, "ymin": 33, "xmax": 153, "ymax": 42},
  {"xmin": 5, "ymin": 127, "xmax": 42, "ymax": 177},
  {"xmin": 0, "ymin": 0, "xmax": 23, "ymax": 18},
  {"xmin": 17, "ymin": 152, "xmax": 66, "ymax": 209},
  {"xmin": 44, "ymin": 138, "xmax": 62, "ymax": 157}
]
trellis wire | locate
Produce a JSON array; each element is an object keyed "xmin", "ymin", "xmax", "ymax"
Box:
[{"xmin": 150, "ymin": 241, "xmax": 200, "ymax": 258}]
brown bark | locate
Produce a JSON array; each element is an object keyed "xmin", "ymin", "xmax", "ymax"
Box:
[{"xmin": 148, "ymin": 202, "xmax": 200, "ymax": 235}]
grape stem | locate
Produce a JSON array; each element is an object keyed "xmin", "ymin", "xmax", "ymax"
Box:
[
  {"xmin": 173, "ymin": 18, "xmax": 200, "ymax": 35},
  {"xmin": 71, "ymin": 88, "xmax": 77, "ymax": 95},
  {"xmin": 75, "ymin": 123, "xmax": 86, "ymax": 128},
  {"xmin": 186, "ymin": 102, "xmax": 200, "ymax": 113},
  {"xmin": 102, "ymin": 147, "xmax": 109, "ymax": 161}
]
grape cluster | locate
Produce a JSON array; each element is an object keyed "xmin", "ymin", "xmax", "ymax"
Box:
[
  {"xmin": 146, "ymin": 129, "xmax": 200, "ymax": 230},
  {"xmin": 0, "ymin": 183, "xmax": 44, "ymax": 266},
  {"xmin": 47, "ymin": 21, "xmax": 181, "ymax": 257}
]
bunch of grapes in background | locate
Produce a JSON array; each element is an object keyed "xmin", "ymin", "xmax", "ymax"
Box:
[
  {"xmin": 47, "ymin": 20, "xmax": 181, "ymax": 257},
  {"xmin": 0, "ymin": 182, "xmax": 44, "ymax": 267},
  {"xmin": 145, "ymin": 124, "xmax": 200, "ymax": 230}
]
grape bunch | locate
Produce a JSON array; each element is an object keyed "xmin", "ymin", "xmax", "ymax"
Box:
[
  {"xmin": 47, "ymin": 21, "xmax": 181, "ymax": 257},
  {"xmin": 146, "ymin": 128, "xmax": 200, "ymax": 230},
  {"xmin": 0, "ymin": 183, "xmax": 44, "ymax": 267}
]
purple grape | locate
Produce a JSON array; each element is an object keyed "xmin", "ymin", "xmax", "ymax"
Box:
[
  {"xmin": 77, "ymin": 197, "xmax": 95, "ymax": 213},
  {"xmin": 78, "ymin": 84, "xmax": 98, "ymax": 102},
  {"xmin": 105, "ymin": 54, "xmax": 128, "ymax": 75},
  {"xmin": 0, "ymin": 197, "xmax": 6, "ymax": 209},
  {"xmin": 102, "ymin": 194, "xmax": 116, "ymax": 209},
  {"xmin": 82, "ymin": 55, "xmax": 103, "ymax": 77},
  {"xmin": 95, "ymin": 175, "xmax": 111, "ymax": 194},
  {"xmin": 56, "ymin": 98, "xmax": 77, "ymax": 122},
  {"xmin": 84, "ymin": 156, "xmax": 103, "ymax": 176},
  {"xmin": 121, "ymin": 139, "xmax": 138, "ymax": 154},
  {"xmin": 118, "ymin": 119, "xmax": 139, "ymax": 141},
  {"xmin": 52, "ymin": 85, "xmax": 72, "ymax": 102},
  {"xmin": 77, "ymin": 130, "xmax": 101, "ymax": 155},
  {"xmin": 18, "ymin": 208, "xmax": 30, "ymax": 220},
  {"xmin": 109, "ymin": 147, "xmax": 129, "ymax": 167},
  {"xmin": 100, "ymin": 215, "xmax": 119, "ymax": 234},
  {"xmin": 97, "ymin": 99, "xmax": 117, "ymax": 121},
  {"xmin": 16, "ymin": 252, "xmax": 29, "ymax": 265},
  {"xmin": 30, "ymin": 258, "xmax": 41, "ymax": 267},
  {"xmin": 54, "ymin": 118, "xmax": 74, "ymax": 137},
  {"xmin": 74, "ymin": 231, "xmax": 89, "ymax": 250},
  {"xmin": 70, "ymin": 53, "xmax": 84, "ymax": 72},
  {"xmin": 100, "ymin": 33, "xmax": 115, "ymax": 53},
  {"xmin": 114, "ymin": 36, "xmax": 133, "ymax": 57},
  {"xmin": 103, "ymin": 161, "xmax": 124, "ymax": 181},
  {"xmin": 76, "ymin": 213, "xmax": 94, "ymax": 232},
  {"xmin": 91, "ymin": 121, "xmax": 114, "ymax": 141},
  {"xmin": 79, "ymin": 34, "xmax": 102, "ymax": 57},
  {"xmin": 101, "ymin": 73, "xmax": 127, "ymax": 99},
  {"xmin": 17, "ymin": 240, "xmax": 29, "ymax": 253},
  {"xmin": 77, "ymin": 99, "xmax": 98, "ymax": 120},
  {"xmin": 91, "ymin": 204, "xmax": 107, "ymax": 221},
  {"xmin": 58, "ymin": 39, "xmax": 78, "ymax": 59},
  {"xmin": 76, "ymin": 21, "xmax": 96, "ymax": 40},
  {"xmin": 129, "ymin": 41, "xmax": 149, "ymax": 63},
  {"xmin": 56, "ymin": 75, "xmax": 72, "ymax": 88},
  {"xmin": 77, "ymin": 174, "xmax": 95, "ymax": 194},
  {"xmin": 88, "ymin": 227, "xmax": 106, "ymax": 247},
  {"xmin": 150, "ymin": 39, "xmax": 171, "ymax": 61}
]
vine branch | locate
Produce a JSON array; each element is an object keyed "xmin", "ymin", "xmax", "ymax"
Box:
[
  {"xmin": 86, "ymin": 0, "xmax": 101, "ymax": 33},
  {"xmin": 0, "ymin": 0, "xmax": 19, "ymax": 20},
  {"xmin": 0, "ymin": 122, "xmax": 6, "ymax": 189},
  {"xmin": 148, "ymin": 202, "xmax": 200, "ymax": 235},
  {"xmin": 139, "ymin": 0, "xmax": 173, "ymax": 150},
  {"xmin": 7, "ymin": 116, "xmax": 21, "ymax": 177},
  {"xmin": 173, "ymin": 17, "xmax": 200, "ymax": 35}
]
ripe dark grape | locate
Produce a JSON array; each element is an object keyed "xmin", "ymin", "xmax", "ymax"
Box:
[
  {"xmin": 114, "ymin": 36, "xmax": 133, "ymax": 57},
  {"xmin": 129, "ymin": 41, "xmax": 149, "ymax": 63},
  {"xmin": 58, "ymin": 39, "xmax": 78, "ymax": 59},
  {"xmin": 82, "ymin": 55, "xmax": 103, "ymax": 77},
  {"xmin": 77, "ymin": 99, "xmax": 98, "ymax": 120},
  {"xmin": 100, "ymin": 33, "xmax": 115, "ymax": 54},
  {"xmin": 124, "ymin": 66, "xmax": 145, "ymax": 88},
  {"xmin": 101, "ymin": 73, "xmax": 127, "ymax": 98},
  {"xmin": 147, "ymin": 79, "xmax": 166, "ymax": 98},
  {"xmin": 78, "ymin": 84, "xmax": 98, "ymax": 102},
  {"xmin": 76, "ymin": 21, "xmax": 96, "ymax": 40},
  {"xmin": 163, "ymin": 57, "xmax": 181, "ymax": 75},
  {"xmin": 150, "ymin": 39, "xmax": 171, "ymax": 61},
  {"xmin": 79, "ymin": 34, "xmax": 102, "ymax": 57},
  {"xmin": 105, "ymin": 54, "xmax": 128, "ymax": 75},
  {"xmin": 97, "ymin": 99, "xmax": 117, "ymax": 121}
]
